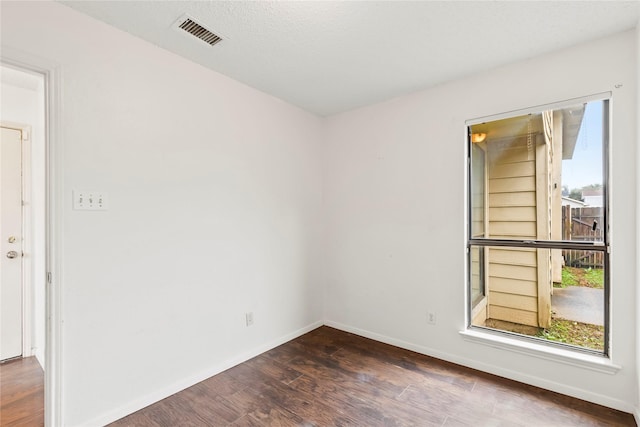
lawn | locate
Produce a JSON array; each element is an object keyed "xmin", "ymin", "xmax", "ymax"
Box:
[
  {"xmin": 538, "ymin": 318, "xmax": 604, "ymax": 351},
  {"xmin": 556, "ymin": 266, "xmax": 603, "ymax": 289},
  {"xmin": 484, "ymin": 318, "xmax": 604, "ymax": 352}
]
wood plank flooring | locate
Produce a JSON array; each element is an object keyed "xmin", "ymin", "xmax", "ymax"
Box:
[
  {"xmin": 111, "ymin": 326, "xmax": 636, "ymax": 426},
  {"xmin": 0, "ymin": 356, "xmax": 44, "ymax": 426}
]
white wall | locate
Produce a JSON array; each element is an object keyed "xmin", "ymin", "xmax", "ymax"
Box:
[
  {"xmin": 2, "ymin": 1, "xmax": 638, "ymax": 425},
  {"xmin": 1, "ymin": 2, "xmax": 324, "ymax": 426},
  {"xmin": 0, "ymin": 71, "xmax": 47, "ymax": 367},
  {"xmin": 324, "ymin": 31, "xmax": 638, "ymax": 412}
]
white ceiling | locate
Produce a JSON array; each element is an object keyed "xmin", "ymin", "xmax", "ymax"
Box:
[{"xmin": 60, "ymin": 1, "xmax": 639, "ymax": 116}]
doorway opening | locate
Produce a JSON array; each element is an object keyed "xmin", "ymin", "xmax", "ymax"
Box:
[{"xmin": 0, "ymin": 63, "xmax": 47, "ymax": 424}]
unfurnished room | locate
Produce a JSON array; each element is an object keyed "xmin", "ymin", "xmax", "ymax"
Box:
[{"xmin": 0, "ymin": 1, "xmax": 639, "ymax": 426}]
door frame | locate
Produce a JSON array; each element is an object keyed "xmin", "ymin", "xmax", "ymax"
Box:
[
  {"xmin": 1, "ymin": 49, "xmax": 63, "ymax": 427},
  {"xmin": 1, "ymin": 121, "xmax": 33, "ymax": 359}
]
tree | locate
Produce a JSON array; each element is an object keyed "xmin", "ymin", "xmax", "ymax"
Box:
[
  {"xmin": 565, "ymin": 183, "xmax": 601, "ymax": 202},
  {"xmin": 582, "ymin": 183, "xmax": 602, "ymax": 191},
  {"xmin": 568, "ymin": 188, "xmax": 584, "ymax": 202}
]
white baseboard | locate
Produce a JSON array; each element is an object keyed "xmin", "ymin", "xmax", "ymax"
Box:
[
  {"xmin": 324, "ymin": 320, "xmax": 636, "ymax": 415},
  {"xmin": 77, "ymin": 319, "xmax": 636, "ymax": 426},
  {"xmin": 80, "ymin": 320, "xmax": 323, "ymax": 427}
]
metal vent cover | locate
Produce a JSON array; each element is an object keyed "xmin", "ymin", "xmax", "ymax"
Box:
[{"xmin": 177, "ymin": 16, "xmax": 222, "ymax": 46}]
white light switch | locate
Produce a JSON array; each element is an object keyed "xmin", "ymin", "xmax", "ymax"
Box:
[{"xmin": 73, "ymin": 190, "xmax": 108, "ymax": 210}]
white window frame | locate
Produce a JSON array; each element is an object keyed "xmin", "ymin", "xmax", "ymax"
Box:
[{"xmin": 463, "ymin": 93, "xmax": 614, "ymax": 366}]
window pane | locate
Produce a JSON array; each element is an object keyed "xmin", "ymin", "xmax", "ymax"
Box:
[
  {"xmin": 467, "ymin": 98, "xmax": 608, "ymax": 354},
  {"xmin": 470, "ymin": 246, "xmax": 484, "ymax": 306},
  {"xmin": 469, "ymin": 101, "xmax": 605, "ymax": 243},
  {"xmin": 470, "ymin": 144, "xmax": 485, "ymax": 238},
  {"xmin": 469, "ymin": 244, "xmax": 605, "ymax": 352}
]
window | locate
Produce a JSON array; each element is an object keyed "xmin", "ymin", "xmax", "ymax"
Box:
[
  {"xmin": 470, "ymin": 144, "xmax": 486, "ymax": 309},
  {"xmin": 467, "ymin": 97, "xmax": 609, "ymax": 355}
]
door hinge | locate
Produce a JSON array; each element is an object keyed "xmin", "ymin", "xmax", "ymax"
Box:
[{"xmin": 47, "ymin": 272, "xmax": 52, "ymax": 284}]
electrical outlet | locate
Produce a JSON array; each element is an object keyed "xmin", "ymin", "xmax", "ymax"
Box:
[
  {"xmin": 73, "ymin": 190, "xmax": 108, "ymax": 210},
  {"xmin": 245, "ymin": 312, "xmax": 254, "ymax": 327},
  {"xmin": 427, "ymin": 311, "xmax": 437, "ymax": 325}
]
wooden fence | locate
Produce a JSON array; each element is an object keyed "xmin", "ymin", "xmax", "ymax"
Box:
[{"xmin": 562, "ymin": 205, "xmax": 604, "ymax": 268}]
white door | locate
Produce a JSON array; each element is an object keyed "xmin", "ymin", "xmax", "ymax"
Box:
[{"xmin": 0, "ymin": 126, "xmax": 23, "ymax": 361}]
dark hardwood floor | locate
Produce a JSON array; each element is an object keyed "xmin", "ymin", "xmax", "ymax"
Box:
[
  {"xmin": 111, "ymin": 326, "xmax": 636, "ymax": 426},
  {"xmin": 0, "ymin": 356, "xmax": 44, "ymax": 426},
  {"xmin": 0, "ymin": 329, "xmax": 634, "ymax": 426}
]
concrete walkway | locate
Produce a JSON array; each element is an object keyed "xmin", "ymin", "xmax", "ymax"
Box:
[{"xmin": 551, "ymin": 287, "xmax": 604, "ymax": 326}]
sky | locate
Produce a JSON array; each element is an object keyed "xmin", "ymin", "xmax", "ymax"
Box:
[{"xmin": 561, "ymin": 100, "xmax": 604, "ymax": 191}]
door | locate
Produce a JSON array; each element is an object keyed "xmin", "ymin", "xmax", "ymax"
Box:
[{"xmin": 1, "ymin": 126, "xmax": 23, "ymax": 361}]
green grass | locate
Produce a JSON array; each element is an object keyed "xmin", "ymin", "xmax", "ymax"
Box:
[
  {"xmin": 583, "ymin": 268, "xmax": 604, "ymax": 288},
  {"xmin": 560, "ymin": 268, "xmax": 577, "ymax": 287},
  {"xmin": 538, "ymin": 319, "xmax": 571, "ymax": 344},
  {"xmin": 538, "ymin": 319, "xmax": 604, "ymax": 351},
  {"xmin": 557, "ymin": 267, "xmax": 604, "ymax": 289},
  {"xmin": 486, "ymin": 318, "xmax": 604, "ymax": 352}
]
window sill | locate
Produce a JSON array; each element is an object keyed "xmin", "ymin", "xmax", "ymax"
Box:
[{"xmin": 459, "ymin": 328, "xmax": 621, "ymax": 375}]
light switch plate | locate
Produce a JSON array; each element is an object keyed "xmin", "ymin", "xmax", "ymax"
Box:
[{"xmin": 73, "ymin": 190, "xmax": 108, "ymax": 210}]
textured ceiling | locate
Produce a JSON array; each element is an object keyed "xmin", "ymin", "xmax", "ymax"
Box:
[{"xmin": 60, "ymin": 1, "xmax": 639, "ymax": 116}]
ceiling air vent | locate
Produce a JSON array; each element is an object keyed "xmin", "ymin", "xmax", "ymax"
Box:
[{"xmin": 177, "ymin": 16, "xmax": 222, "ymax": 47}]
